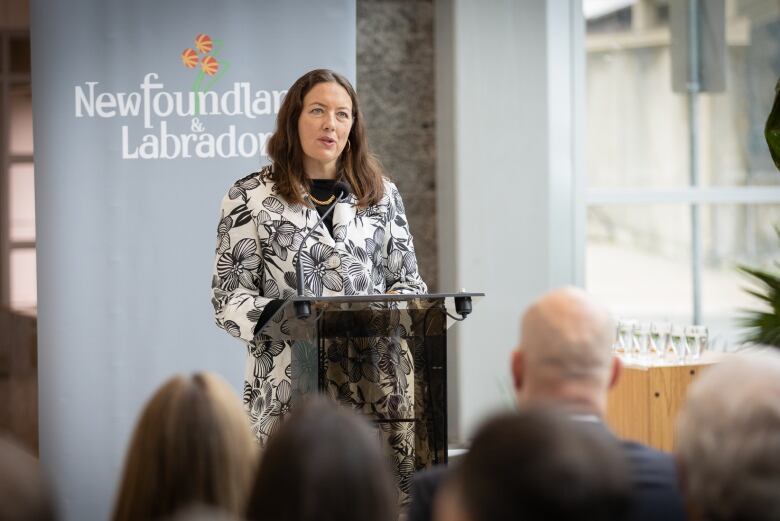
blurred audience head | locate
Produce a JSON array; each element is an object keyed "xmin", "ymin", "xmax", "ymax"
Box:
[
  {"xmin": 435, "ymin": 408, "xmax": 630, "ymax": 521},
  {"xmin": 245, "ymin": 396, "xmax": 397, "ymax": 521},
  {"xmin": 512, "ymin": 286, "xmax": 619, "ymax": 414},
  {"xmin": 676, "ymin": 351, "xmax": 780, "ymax": 521},
  {"xmin": 0, "ymin": 436, "xmax": 56, "ymax": 521},
  {"xmin": 165, "ymin": 503, "xmax": 244, "ymax": 521},
  {"xmin": 112, "ymin": 372, "xmax": 257, "ymax": 521}
]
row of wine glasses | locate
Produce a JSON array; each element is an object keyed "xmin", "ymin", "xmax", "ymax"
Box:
[{"xmin": 612, "ymin": 319, "xmax": 708, "ymax": 364}]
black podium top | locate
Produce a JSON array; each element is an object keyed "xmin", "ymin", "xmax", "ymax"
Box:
[{"xmin": 255, "ymin": 292, "xmax": 484, "ymax": 342}]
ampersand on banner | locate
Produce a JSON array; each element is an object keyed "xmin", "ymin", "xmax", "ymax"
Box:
[{"xmin": 191, "ymin": 118, "xmax": 205, "ymax": 132}]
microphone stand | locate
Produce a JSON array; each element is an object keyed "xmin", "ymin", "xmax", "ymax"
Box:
[{"xmin": 294, "ymin": 183, "xmax": 350, "ymax": 319}]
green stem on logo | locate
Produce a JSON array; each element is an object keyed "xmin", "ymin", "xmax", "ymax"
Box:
[
  {"xmin": 190, "ymin": 39, "xmax": 229, "ymax": 116},
  {"xmin": 192, "ymin": 70, "xmax": 206, "ymax": 115}
]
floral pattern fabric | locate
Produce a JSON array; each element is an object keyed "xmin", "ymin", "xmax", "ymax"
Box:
[{"xmin": 211, "ymin": 166, "xmax": 428, "ymax": 495}]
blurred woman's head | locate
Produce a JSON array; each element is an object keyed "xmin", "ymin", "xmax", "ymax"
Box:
[
  {"xmin": 112, "ymin": 372, "xmax": 257, "ymax": 521},
  {"xmin": 266, "ymin": 69, "xmax": 385, "ymax": 207},
  {"xmin": 245, "ymin": 396, "xmax": 397, "ymax": 521},
  {"xmin": 0, "ymin": 437, "xmax": 57, "ymax": 521}
]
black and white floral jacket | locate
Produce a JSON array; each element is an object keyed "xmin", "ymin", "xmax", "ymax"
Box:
[{"xmin": 210, "ymin": 165, "xmax": 427, "ymax": 441}]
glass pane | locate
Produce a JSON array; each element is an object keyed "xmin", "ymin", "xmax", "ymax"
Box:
[
  {"xmin": 705, "ymin": 3, "xmax": 780, "ymax": 186},
  {"xmin": 9, "ymin": 35, "xmax": 31, "ymax": 75},
  {"xmin": 585, "ymin": 0, "xmax": 780, "ymax": 188},
  {"xmin": 10, "ymin": 163, "xmax": 35, "ymax": 242},
  {"xmin": 701, "ymin": 204, "xmax": 780, "ymax": 349},
  {"xmin": 10, "ymin": 83, "xmax": 33, "ymax": 155},
  {"xmin": 10, "ymin": 248, "xmax": 37, "ymax": 311},
  {"xmin": 586, "ymin": 204, "xmax": 693, "ymax": 325},
  {"xmin": 253, "ymin": 294, "xmax": 460, "ymax": 468},
  {"xmin": 586, "ymin": 11, "xmax": 690, "ymax": 188}
]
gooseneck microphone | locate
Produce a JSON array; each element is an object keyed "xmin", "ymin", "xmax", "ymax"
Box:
[{"xmin": 294, "ymin": 181, "xmax": 351, "ymax": 319}]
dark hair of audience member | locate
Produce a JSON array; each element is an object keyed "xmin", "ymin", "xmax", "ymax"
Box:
[
  {"xmin": 165, "ymin": 503, "xmax": 244, "ymax": 521},
  {"xmin": 112, "ymin": 372, "xmax": 258, "ymax": 521},
  {"xmin": 445, "ymin": 408, "xmax": 630, "ymax": 521},
  {"xmin": 0, "ymin": 436, "xmax": 57, "ymax": 521},
  {"xmin": 245, "ymin": 396, "xmax": 397, "ymax": 521}
]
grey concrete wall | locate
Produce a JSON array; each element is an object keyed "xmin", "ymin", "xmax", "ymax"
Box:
[{"xmin": 357, "ymin": 0, "xmax": 439, "ymax": 291}]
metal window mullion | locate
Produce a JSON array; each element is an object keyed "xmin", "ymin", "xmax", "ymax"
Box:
[
  {"xmin": 688, "ymin": 0, "xmax": 702, "ymax": 325},
  {"xmin": 586, "ymin": 187, "xmax": 780, "ymax": 205}
]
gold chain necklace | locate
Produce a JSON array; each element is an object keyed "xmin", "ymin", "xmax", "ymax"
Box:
[{"xmin": 309, "ymin": 193, "xmax": 336, "ymax": 205}]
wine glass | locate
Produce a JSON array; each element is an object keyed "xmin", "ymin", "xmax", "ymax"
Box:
[
  {"xmin": 669, "ymin": 324, "xmax": 687, "ymax": 362},
  {"xmin": 631, "ymin": 322, "xmax": 651, "ymax": 362},
  {"xmin": 650, "ymin": 321, "xmax": 672, "ymax": 363},
  {"xmin": 615, "ymin": 319, "xmax": 635, "ymax": 359},
  {"xmin": 612, "ymin": 319, "xmax": 622, "ymax": 354},
  {"xmin": 685, "ymin": 325, "xmax": 708, "ymax": 360}
]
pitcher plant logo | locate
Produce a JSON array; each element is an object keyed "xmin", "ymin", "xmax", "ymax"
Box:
[
  {"xmin": 181, "ymin": 33, "xmax": 230, "ymax": 114},
  {"xmin": 74, "ymin": 33, "xmax": 287, "ymax": 160}
]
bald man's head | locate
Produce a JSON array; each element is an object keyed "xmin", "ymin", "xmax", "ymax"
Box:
[{"xmin": 512, "ymin": 287, "xmax": 618, "ymax": 413}]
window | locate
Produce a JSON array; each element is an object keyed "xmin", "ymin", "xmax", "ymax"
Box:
[
  {"xmin": 584, "ymin": 0, "xmax": 780, "ymax": 347},
  {"xmin": 1, "ymin": 32, "xmax": 35, "ymax": 311}
]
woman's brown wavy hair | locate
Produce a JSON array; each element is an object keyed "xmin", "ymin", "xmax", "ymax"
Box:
[{"xmin": 266, "ymin": 69, "xmax": 386, "ymax": 207}]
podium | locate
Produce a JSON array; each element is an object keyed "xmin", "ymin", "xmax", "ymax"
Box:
[{"xmin": 256, "ymin": 292, "xmax": 482, "ymax": 468}]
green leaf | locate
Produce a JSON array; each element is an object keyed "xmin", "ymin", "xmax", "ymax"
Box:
[{"xmin": 737, "ymin": 251, "xmax": 780, "ymax": 348}]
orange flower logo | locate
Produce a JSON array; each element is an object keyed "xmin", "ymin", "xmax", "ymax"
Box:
[
  {"xmin": 201, "ymin": 55, "xmax": 219, "ymax": 77},
  {"xmin": 180, "ymin": 33, "xmax": 229, "ymax": 112},
  {"xmin": 181, "ymin": 48, "xmax": 198, "ymax": 69},
  {"xmin": 195, "ymin": 33, "xmax": 213, "ymax": 54}
]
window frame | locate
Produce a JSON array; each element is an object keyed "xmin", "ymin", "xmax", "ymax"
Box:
[{"xmin": 581, "ymin": 2, "xmax": 780, "ymax": 326}]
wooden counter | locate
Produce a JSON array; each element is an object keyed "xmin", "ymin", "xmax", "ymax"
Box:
[{"xmin": 605, "ymin": 354, "xmax": 721, "ymax": 452}]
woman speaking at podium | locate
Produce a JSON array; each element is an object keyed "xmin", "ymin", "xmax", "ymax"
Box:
[{"xmin": 210, "ymin": 69, "xmax": 427, "ymax": 492}]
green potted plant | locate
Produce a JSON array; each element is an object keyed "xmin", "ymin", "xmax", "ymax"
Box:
[
  {"xmin": 767, "ymin": 78, "xmax": 780, "ymax": 169},
  {"xmin": 739, "ymin": 83, "xmax": 780, "ymax": 347},
  {"xmin": 738, "ymin": 228, "xmax": 780, "ymax": 348}
]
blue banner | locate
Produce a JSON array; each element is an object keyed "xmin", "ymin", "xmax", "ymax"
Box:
[{"xmin": 31, "ymin": 1, "xmax": 355, "ymax": 518}]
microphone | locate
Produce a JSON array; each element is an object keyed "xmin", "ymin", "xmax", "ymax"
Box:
[{"xmin": 294, "ymin": 181, "xmax": 352, "ymax": 318}]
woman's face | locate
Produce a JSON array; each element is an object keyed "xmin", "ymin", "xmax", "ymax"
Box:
[{"xmin": 297, "ymin": 81, "xmax": 354, "ymax": 178}]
